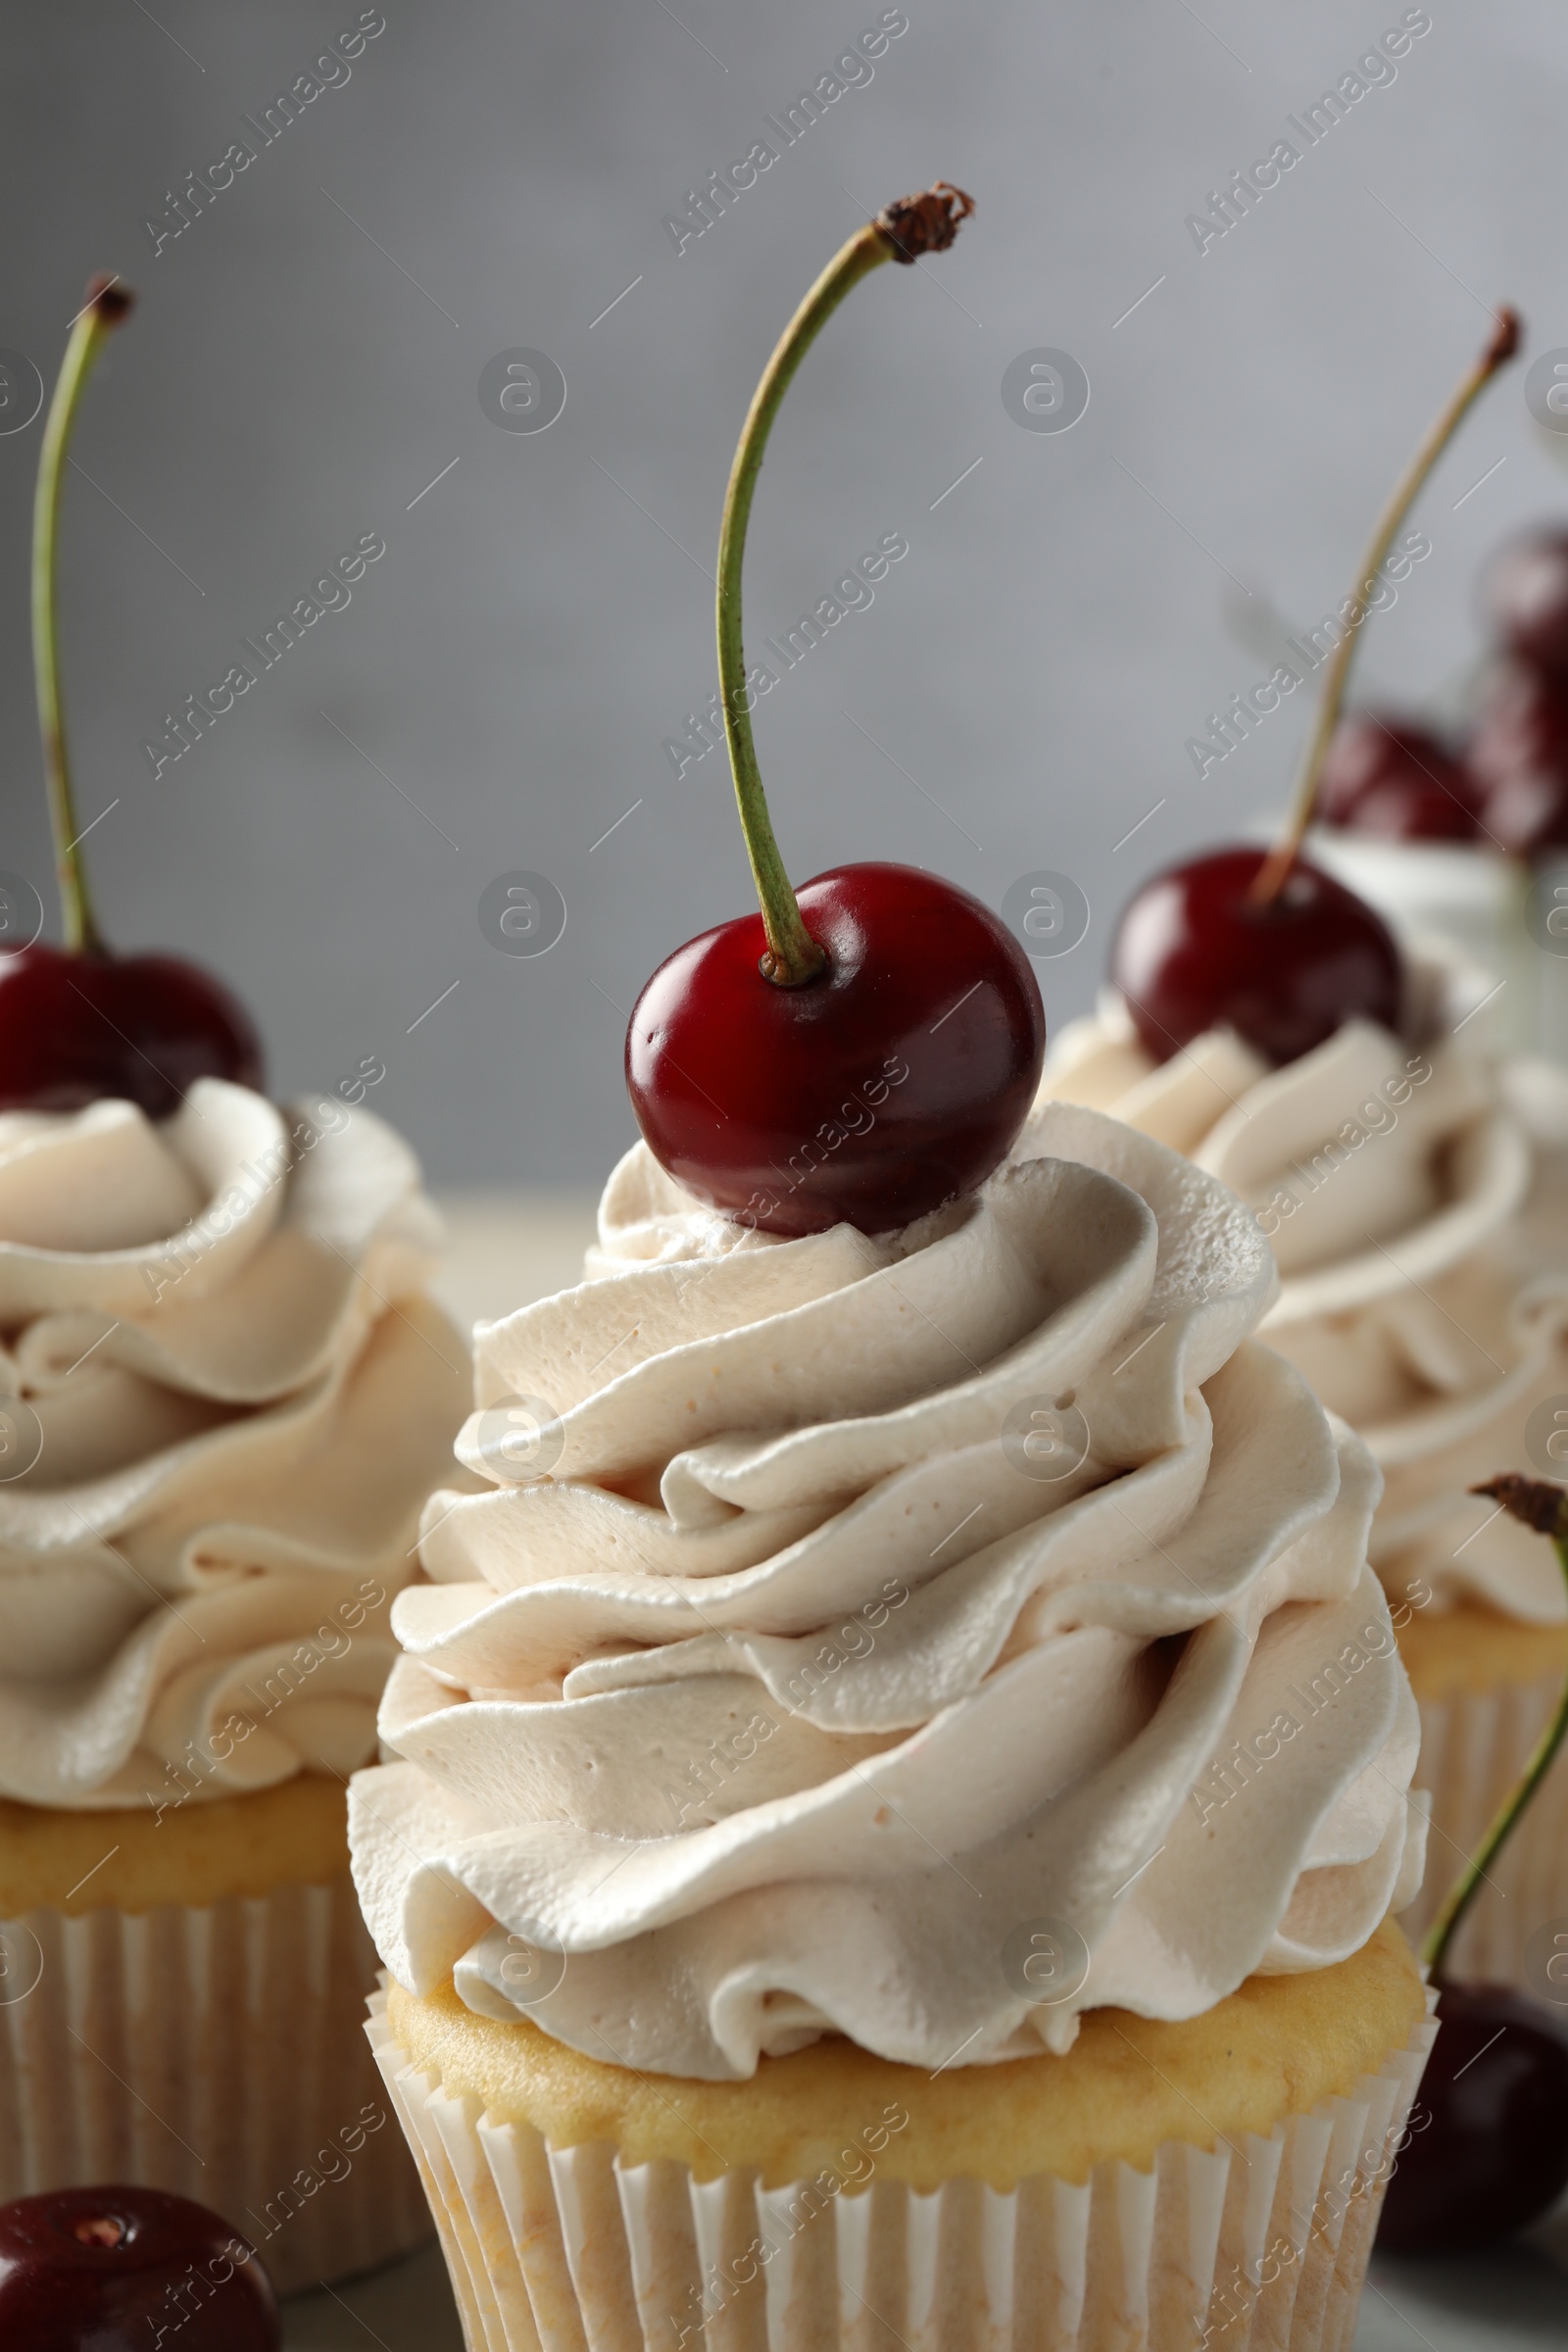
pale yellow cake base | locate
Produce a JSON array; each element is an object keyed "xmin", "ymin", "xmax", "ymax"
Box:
[
  {"xmin": 386, "ymin": 1916, "xmax": 1424, "ymax": 2193},
  {"xmin": 0, "ymin": 1773, "xmax": 350, "ymax": 1917},
  {"xmin": 1398, "ymin": 1599, "xmax": 1568, "ymax": 1704}
]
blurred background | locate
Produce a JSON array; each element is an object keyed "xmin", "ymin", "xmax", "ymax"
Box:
[{"xmin": 4, "ymin": 0, "xmax": 1568, "ymax": 1187}]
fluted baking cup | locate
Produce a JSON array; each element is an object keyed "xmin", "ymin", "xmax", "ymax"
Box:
[
  {"xmin": 0, "ymin": 1873, "xmax": 428, "ymax": 2295},
  {"xmin": 366, "ymin": 1986, "xmax": 1436, "ymax": 2352},
  {"xmin": 1403, "ymin": 1668, "xmax": 1568, "ymax": 1986}
]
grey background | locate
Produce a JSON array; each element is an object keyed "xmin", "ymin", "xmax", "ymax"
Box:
[{"xmin": 4, "ymin": 0, "xmax": 1568, "ymax": 1184}]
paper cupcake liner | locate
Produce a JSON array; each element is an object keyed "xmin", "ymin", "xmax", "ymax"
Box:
[
  {"xmin": 366, "ymin": 1984, "xmax": 1436, "ymax": 2352},
  {"xmin": 1403, "ymin": 1669, "xmax": 1568, "ymax": 1985},
  {"xmin": 0, "ymin": 1872, "xmax": 429, "ymax": 2296}
]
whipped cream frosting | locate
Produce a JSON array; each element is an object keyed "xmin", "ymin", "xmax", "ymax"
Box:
[
  {"xmin": 0, "ymin": 1080, "xmax": 469, "ymax": 1808},
  {"xmin": 351, "ymin": 1105, "xmax": 1425, "ymax": 2080},
  {"xmin": 1037, "ymin": 949, "xmax": 1568, "ymax": 1623}
]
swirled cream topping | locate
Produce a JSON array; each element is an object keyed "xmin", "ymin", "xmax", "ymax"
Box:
[
  {"xmin": 350, "ymin": 1105, "xmax": 1425, "ymax": 2080},
  {"xmin": 0, "ymin": 1080, "xmax": 469, "ymax": 1809},
  {"xmin": 1037, "ymin": 951, "xmax": 1568, "ymax": 1624}
]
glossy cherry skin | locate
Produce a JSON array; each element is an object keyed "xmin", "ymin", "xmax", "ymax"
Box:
[
  {"xmin": 0, "ymin": 2185, "xmax": 279, "ymax": 2348},
  {"xmin": 1482, "ymin": 526, "xmax": 1568, "ymax": 672},
  {"xmin": 1317, "ymin": 713, "xmax": 1478, "ymax": 841},
  {"xmin": 1110, "ymin": 845, "xmax": 1402, "ymax": 1068},
  {"xmin": 1465, "ymin": 660, "xmax": 1568, "ymax": 854},
  {"xmin": 0, "ymin": 943, "xmax": 263, "ymax": 1117},
  {"xmin": 626, "ymin": 863, "xmax": 1046, "ymax": 1237},
  {"xmin": 1377, "ymin": 1984, "xmax": 1568, "ymax": 2254}
]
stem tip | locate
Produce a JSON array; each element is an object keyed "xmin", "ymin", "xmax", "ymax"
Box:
[
  {"xmin": 1470, "ymin": 1472, "xmax": 1568, "ymax": 1540},
  {"xmin": 82, "ymin": 273, "xmax": 134, "ymax": 327},
  {"xmin": 874, "ymin": 183, "xmax": 974, "ymax": 263}
]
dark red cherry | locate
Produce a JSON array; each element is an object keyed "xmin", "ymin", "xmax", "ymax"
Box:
[
  {"xmin": 1482, "ymin": 526, "xmax": 1568, "ymax": 672},
  {"xmin": 1465, "ymin": 659, "xmax": 1568, "ymax": 854},
  {"xmin": 0, "ymin": 2184, "xmax": 278, "ymax": 2349},
  {"xmin": 1377, "ymin": 1983, "xmax": 1568, "ymax": 2254},
  {"xmin": 1317, "ymin": 713, "xmax": 1478, "ymax": 841},
  {"xmin": 626, "ymin": 862, "xmax": 1046, "ymax": 1237},
  {"xmin": 0, "ymin": 943, "xmax": 264, "ymax": 1117},
  {"xmin": 1110, "ymin": 845, "xmax": 1402, "ymax": 1068}
]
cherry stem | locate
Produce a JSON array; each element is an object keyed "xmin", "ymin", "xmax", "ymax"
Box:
[
  {"xmin": 1421, "ymin": 1474, "xmax": 1568, "ymax": 1984},
  {"xmin": 33, "ymin": 276, "xmax": 134, "ymax": 956},
  {"xmin": 715, "ymin": 184, "xmax": 973, "ymax": 984},
  {"xmin": 1251, "ymin": 305, "xmax": 1520, "ymax": 909}
]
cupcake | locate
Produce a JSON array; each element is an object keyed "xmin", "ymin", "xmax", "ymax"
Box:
[
  {"xmin": 0, "ymin": 1080, "xmax": 466, "ymax": 2288},
  {"xmin": 1038, "ymin": 937, "xmax": 1568, "ymax": 1984},
  {"xmin": 356, "ymin": 189, "xmax": 1432, "ymax": 2348},
  {"xmin": 0, "ymin": 278, "xmax": 466, "ymax": 2287},
  {"xmin": 1036, "ymin": 308, "xmax": 1568, "ymax": 1988},
  {"xmin": 354, "ymin": 1102, "xmax": 1433, "ymax": 2349}
]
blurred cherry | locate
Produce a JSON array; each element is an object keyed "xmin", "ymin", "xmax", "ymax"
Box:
[
  {"xmin": 0, "ymin": 2185, "xmax": 278, "ymax": 2349},
  {"xmin": 1465, "ymin": 659, "xmax": 1568, "ymax": 853},
  {"xmin": 1482, "ymin": 525, "xmax": 1568, "ymax": 673},
  {"xmin": 1110, "ymin": 845, "xmax": 1402, "ymax": 1068},
  {"xmin": 628, "ymin": 863, "xmax": 1044, "ymax": 1236},
  {"xmin": 1318, "ymin": 712, "xmax": 1478, "ymax": 841},
  {"xmin": 0, "ymin": 946, "xmax": 262, "ymax": 1117},
  {"xmin": 1377, "ymin": 1983, "xmax": 1568, "ymax": 2253}
]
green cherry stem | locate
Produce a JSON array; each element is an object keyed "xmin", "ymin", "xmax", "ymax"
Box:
[
  {"xmin": 1421, "ymin": 1473, "xmax": 1568, "ymax": 1984},
  {"xmin": 715, "ymin": 183, "xmax": 973, "ymax": 985},
  {"xmin": 32, "ymin": 274, "xmax": 134, "ymax": 956},
  {"xmin": 1251, "ymin": 305, "xmax": 1520, "ymax": 909}
]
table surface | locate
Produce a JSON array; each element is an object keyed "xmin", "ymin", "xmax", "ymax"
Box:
[{"xmin": 300, "ymin": 1196, "xmax": 1566, "ymax": 2349}]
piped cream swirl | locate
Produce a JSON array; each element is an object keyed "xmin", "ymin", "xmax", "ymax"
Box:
[
  {"xmin": 0, "ymin": 1080, "xmax": 468, "ymax": 1807},
  {"xmin": 350, "ymin": 1105, "xmax": 1424, "ymax": 2080}
]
